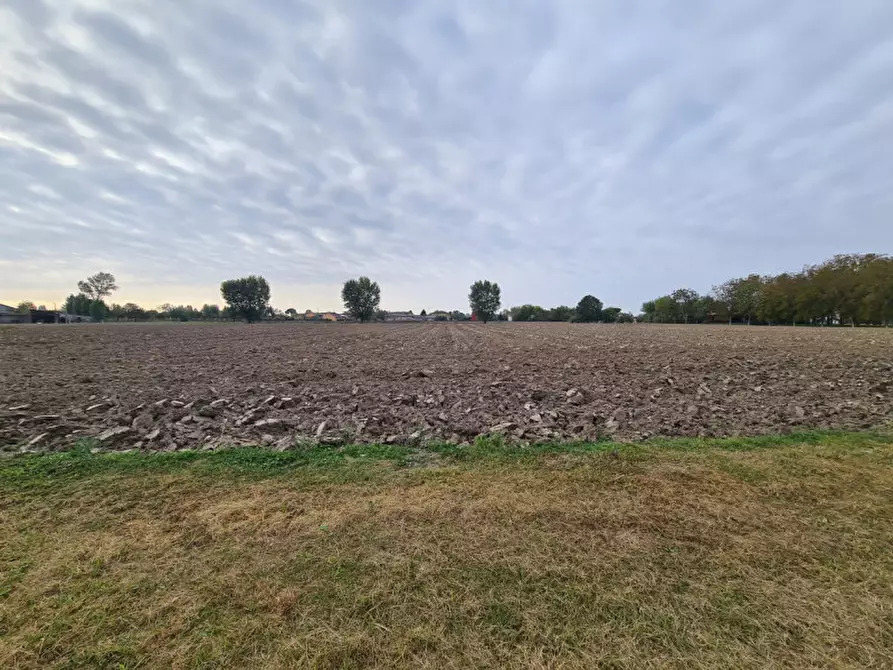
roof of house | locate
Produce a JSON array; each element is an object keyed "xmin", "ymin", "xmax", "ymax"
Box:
[{"xmin": 0, "ymin": 304, "xmax": 16, "ymax": 314}]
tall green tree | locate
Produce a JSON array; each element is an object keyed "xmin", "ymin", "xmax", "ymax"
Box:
[
  {"xmin": 653, "ymin": 296, "xmax": 678, "ymax": 323},
  {"xmin": 574, "ymin": 295, "xmax": 603, "ymax": 322},
  {"xmin": 341, "ymin": 276, "xmax": 381, "ymax": 322},
  {"xmin": 16, "ymin": 301, "xmax": 35, "ymax": 314},
  {"xmin": 732, "ymin": 275, "xmax": 763, "ymax": 325},
  {"xmin": 712, "ymin": 280, "xmax": 737, "ymax": 324},
  {"xmin": 469, "ymin": 280, "xmax": 501, "ymax": 323},
  {"xmin": 861, "ymin": 258, "xmax": 893, "ymax": 325},
  {"xmin": 670, "ymin": 289, "xmax": 699, "ymax": 324},
  {"xmin": 602, "ymin": 307, "xmax": 622, "ymax": 323},
  {"xmin": 64, "ymin": 294, "xmax": 93, "ymax": 316},
  {"xmin": 89, "ymin": 300, "xmax": 108, "ymax": 322},
  {"xmin": 547, "ymin": 305, "xmax": 575, "ymax": 322},
  {"xmin": 220, "ymin": 275, "xmax": 271, "ymax": 323},
  {"xmin": 78, "ymin": 272, "xmax": 118, "ymax": 301},
  {"xmin": 510, "ymin": 304, "xmax": 546, "ymax": 321},
  {"xmin": 640, "ymin": 300, "xmax": 656, "ymax": 323}
]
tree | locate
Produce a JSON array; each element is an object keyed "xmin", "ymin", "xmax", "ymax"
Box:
[
  {"xmin": 285, "ymin": 308, "xmax": 298, "ymax": 319},
  {"xmin": 640, "ymin": 300, "xmax": 656, "ymax": 323},
  {"xmin": 450, "ymin": 310, "xmax": 468, "ymax": 321},
  {"xmin": 469, "ymin": 280, "xmax": 501, "ymax": 323},
  {"xmin": 64, "ymin": 293, "xmax": 93, "ymax": 316},
  {"xmin": 653, "ymin": 296, "xmax": 678, "ymax": 323},
  {"xmin": 756, "ymin": 274, "xmax": 788, "ymax": 325},
  {"xmin": 547, "ymin": 305, "xmax": 574, "ymax": 322},
  {"xmin": 164, "ymin": 305, "xmax": 201, "ymax": 322},
  {"xmin": 692, "ymin": 296, "xmax": 714, "ymax": 323},
  {"xmin": 617, "ymin": 312, "xmax": 635, "ymax": 323},
  {"xmin": 602, "ymin": 307, "xmax": 622, "ymax": 323},
  {"xmin": 16, "ymin": 301, "xmax": 35, "ymax": 314},
  {"xmin": 420, "ymin": 309, "xmax": 427, "ymax": 317},
  {"xmin": 89, "ymin": 300, "xmax": 108, "ymax": 322},
  {"xmin": 201, "ymin": 304, "xmax": 221, "ymax": 320},
  {"xmin": 123, "ymin": 303, "xmax": 145, "ymax": 320},
  {"xmin": 510, "ymin": 304, "xmax": 546, "ymax": 322},
  {"xmin": 861, "ymin": 258, "xmax": 893, "ymax": 325},
  {"xmin": 712, "ymin": 280, "xmax": 737, "ymax": 324},
  {"xmin": 220, "ymin": 275, "xmax": 271, "ymax": 323},
  {"xmin": 108, "ymin": 303, "xmax": 125, "ymax": 321},
  {"xmin": 341, "ymin": 276, "xmax": 381, "ymax": 322},
  {"xmin": 78, "ymin": 272, "xmax": 118, "ymax": 301},
  {"xmin": 732, "ymin": 275, "xmax": 763, "ymax": 325},
  {"xmin": 574, "ymin": 295, "xmax": 603, "ymax": 322},
  {"xmin": 670, "ymin": 288, "xmax": 699, "ymax": 324}
]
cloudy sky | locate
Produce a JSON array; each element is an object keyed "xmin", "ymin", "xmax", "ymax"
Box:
[{"xmin": 2, "ymin": 0, "xmax": 892, "ymax": 313}]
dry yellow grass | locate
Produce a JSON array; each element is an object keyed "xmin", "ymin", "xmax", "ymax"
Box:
[{"xmin": 1, "ymin": 434, "xmax": 892, "ymax": 668}]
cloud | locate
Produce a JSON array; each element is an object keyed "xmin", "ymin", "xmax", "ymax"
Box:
[{"xmin": 2, "ymin": 0, "xmax": 893, "ymax": 311}]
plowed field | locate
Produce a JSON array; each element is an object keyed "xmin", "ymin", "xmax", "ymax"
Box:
[{"xmin": 1, "ymin": 323, "xmax": 891, "ymax": 451}]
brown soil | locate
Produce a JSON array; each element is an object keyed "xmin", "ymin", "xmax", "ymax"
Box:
[{"xmin": 1, "ymin": 323, "xmax": 891, "ymax": 451}]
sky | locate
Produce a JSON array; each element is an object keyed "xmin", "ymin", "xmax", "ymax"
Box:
[{"xmin": 2, "ymin": 0, "xmax": 893, "ymax": 314}]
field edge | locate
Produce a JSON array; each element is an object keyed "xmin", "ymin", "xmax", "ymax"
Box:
[{"xmin": 2, "ymin": 428, "xmax": 890, "ymax": 485}]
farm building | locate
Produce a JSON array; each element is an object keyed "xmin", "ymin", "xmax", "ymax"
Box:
[
  {"xmin": 0, "ymin": 303, "xmax": 27, "ymax": 324},
  {"xmin": 0, "ymin": 305, "xmax": 65, "ymax": 324}
]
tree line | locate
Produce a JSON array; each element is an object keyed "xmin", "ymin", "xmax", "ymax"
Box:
[
  {"xmin": 54, "ymin": 273, "xmax": 627, "ymax": 325},
  {"xmin": 505, "ymin": 297, "xmax": 634, "ymax": 323},
  {"xmin": 641, "ymin": 253, "xmax": 893, "ymax": 326},
  {"xmin": 50, "ymin": 274, "xmax": 500, "ymax": 323},
  {"xmin": 25, "ymin": 252, "xmax": 892, "ymax": 326}
]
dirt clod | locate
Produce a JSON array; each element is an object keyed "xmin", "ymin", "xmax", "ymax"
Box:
[{"xmin": 97, "ymin": 426, "xmax": 132, "ymax": 443}]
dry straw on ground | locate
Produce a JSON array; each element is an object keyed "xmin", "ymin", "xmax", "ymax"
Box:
[{"xmin": 2, "ymin": 433, "xmax": 891, "ymax": 668}]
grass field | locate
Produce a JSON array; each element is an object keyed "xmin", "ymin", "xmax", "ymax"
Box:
[{"xmin": 2, "ymin": 432, "xmax": 892, "ymax": 668}]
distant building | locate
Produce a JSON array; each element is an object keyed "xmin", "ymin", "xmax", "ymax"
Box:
[
  {"xmin": 384, "ymin": 311, "xmax": 431, "ymax": 322},
  {"xmin": 0, "ymin": 303, "xmax": 26, "ymax": 324},
  {"xmin": 299, "ymin": 310, "xmax": 351, "ymax": 322},
  {"xmin": 0, "ymin": 304, "xmax": 64, "ymax": 324}
]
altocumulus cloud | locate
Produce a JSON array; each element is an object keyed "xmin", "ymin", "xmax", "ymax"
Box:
[{"xmin": 2, "ymin": 0, "xmax": 893, "ymax": 311}]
